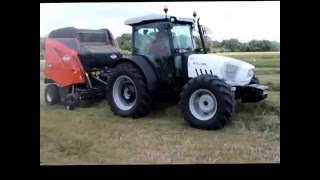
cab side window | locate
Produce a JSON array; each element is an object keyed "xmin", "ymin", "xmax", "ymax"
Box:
[{"xmin": 134, "ymin": 28, "xmax": 157, "ymax": 56}]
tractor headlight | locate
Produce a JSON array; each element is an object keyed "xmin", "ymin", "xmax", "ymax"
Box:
[{"xmin": 248, "ymin": 69, "xmax": 254, "ymax": 78}]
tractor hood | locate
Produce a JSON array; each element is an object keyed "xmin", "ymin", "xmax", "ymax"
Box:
[{"xmin": 187, "ymin": 54, "xmax": 255, "ymax": 86}]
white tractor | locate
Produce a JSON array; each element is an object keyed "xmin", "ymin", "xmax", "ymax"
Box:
[{"xmin": 105, "ymin": 7, "xmax": 269, "ymax": 130}]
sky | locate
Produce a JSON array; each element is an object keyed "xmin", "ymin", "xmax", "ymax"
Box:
[{"xmin": 40, "ymin": 1, "xmax": 280, "ymax": 43}]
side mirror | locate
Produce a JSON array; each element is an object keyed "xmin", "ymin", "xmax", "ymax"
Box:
[
  {"xmin": 193, "ymin": 35, "xmax": 200, "ymax": 45},
  {"xmin": 201, "ymin": 25, "xmax": 207, "ymax": 35},
  {"xmin": 192, "ymin": 35, "xmax": 197, "ymax": 40}
]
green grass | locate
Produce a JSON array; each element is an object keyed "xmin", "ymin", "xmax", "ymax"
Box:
[
  {"xmin": 40, "ymin": 52, "xmax": 280, "ymax": 164},
  {"xmin": 243, "ymin": 59, "xmax": 279, "ymax": 68},
  {"xmin": 258, "ymin": 74, "xmax": 280, "ymax": 91},
  {"xmin": 40, "ymin": 87, "xmax": 280, "ymax": 164},
  {"xmin": 218, "ymin": 52, "xmax": 280, "ymax": 68},
  {"xmin": 216, "ymin": 52, "xmax": 280, "ymax": 59},
  {"xmin": 255, "ymin": 68, "xmax": 280, "ymax": 75}
]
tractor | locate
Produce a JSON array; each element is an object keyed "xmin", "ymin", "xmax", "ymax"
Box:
[
  {"xmin": 43, "ymin": 7, "xmax": 269, "ymax": 130},
  {"xmin": 105, "ymin": 8, "xmax": 269, "ymax": 130}
]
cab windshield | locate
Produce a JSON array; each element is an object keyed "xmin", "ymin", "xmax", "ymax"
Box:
[
  {"xmin": 133, "ymin": 21, "xmax": 195, "ymax": 58},
  {"xmin": 171, "ymin": 23, "xmax": 195, "ymax": 52}
]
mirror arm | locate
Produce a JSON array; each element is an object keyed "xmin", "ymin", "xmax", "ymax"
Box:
[{"xmin": 197, "ymin": 18, "xmax": 207, "ymax": 54}]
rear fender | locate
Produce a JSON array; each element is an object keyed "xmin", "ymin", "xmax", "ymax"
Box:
[{"xmin": 113, "ymin": 56, "xmax": 159, "ymax": 94}]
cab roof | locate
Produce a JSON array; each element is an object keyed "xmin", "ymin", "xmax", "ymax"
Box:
[{"xmin": 124, "ymin": 14, "xmax": 194, "ymax": 26}]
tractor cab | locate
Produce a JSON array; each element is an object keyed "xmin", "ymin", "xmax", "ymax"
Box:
[{"xmin": 125, "ymin": 11, "xmax": 207, "ymax": 81}]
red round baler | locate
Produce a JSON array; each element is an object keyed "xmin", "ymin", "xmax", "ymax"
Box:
[{"xmin": 43, "ymin": 27, "xmax": 122, "ymax": 110}]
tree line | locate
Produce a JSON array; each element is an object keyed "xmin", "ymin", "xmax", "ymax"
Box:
[
  {"xmin": 115, "ymin": 33, "xmax": 280, "ymax": 53},
  {"xmin": 40, "ymin": 34, "xmax": 280, "ymax": 59}
]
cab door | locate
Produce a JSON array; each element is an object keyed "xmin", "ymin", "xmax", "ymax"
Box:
[{"xmin": 133, "ymin": 25, "xmax": 175, "ymax": 83}]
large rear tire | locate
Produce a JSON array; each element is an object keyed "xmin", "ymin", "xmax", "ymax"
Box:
[
  {"xmin": 180, "ymin": 75, "xmax": 235, "ymax": 130},
  {"xmin": 107, "ymin": 63, "xmax": 152, "ymax": 118},
  {"xmin": 44, "ymin": 84, "xmax": 60, "ymax": 105}
]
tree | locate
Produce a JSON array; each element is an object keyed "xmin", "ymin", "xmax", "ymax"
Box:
[
  {"xmin": 248, "ymin": 40, "xmax": 260, "ymax": 52},
  {"xmin": 211, "ymin": 40, "xmax": 221, "ymax": 48},
  {"xmin": 221, "ymin": 38, "xmax": 242, "ymax": 52},
  {"xmin": 248, "ymin": 40, "xmax": 280, "ymax": 52},
  {"xmin": 40, "ymin": 32, "xmax": 280, "ymax": 60},
  {"xmin": 40, "ymin": 37, "xmax": 46, "ymax": 60},
  {"xmin": 40, "ymin": 37, "xmax": 46, "ymax": 51},
  {"xmin": 116, "ymin": 33, "xmax": 132, "ymax": 51},
  {"xmin": 240, "ymin": 43, "xmax": 250, "ymax": 52},
  {"xmin": 271, "ymin": 41, "xmax": 280, "ymax": 51}
]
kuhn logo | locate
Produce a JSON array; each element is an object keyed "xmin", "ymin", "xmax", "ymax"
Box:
[
  {"xmin": 110, "ymin": 54, "xmax": 117, "ymax": 60},
  {"xmin": 62, "ymin": 55, "xmax": 71, "ymax": 62}
]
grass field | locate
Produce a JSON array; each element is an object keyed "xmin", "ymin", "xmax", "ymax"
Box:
[{"xmin": 40, "ymin": 51, "xmax": 280, "ymax": 164}]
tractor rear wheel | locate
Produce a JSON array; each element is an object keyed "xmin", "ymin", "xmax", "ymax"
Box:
[
  {"xmin": 107, "ymin": 62, "xmax": 152, "ymax": 118},
  {"xmin": 44, "ymin": 84, "xmax": 60, "ymax": 105},
  {"xmin": 180, "ymin": 75, "xmax": 235, "ymax": 130}
]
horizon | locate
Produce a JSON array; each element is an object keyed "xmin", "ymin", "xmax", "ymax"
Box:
[{"xmin": 40, "ymin": 1, "xmax": 280, "ymax": 43}]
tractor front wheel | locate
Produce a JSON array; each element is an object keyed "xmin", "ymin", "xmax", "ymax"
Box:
[
  {"xmin": 180, "ymin": 75, "xmax": 235, "ymax": 130},
  {"xmin": 107, "ymin": 62, "xmax": 152, "ymax": 118}
]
